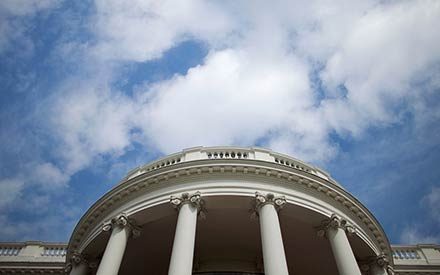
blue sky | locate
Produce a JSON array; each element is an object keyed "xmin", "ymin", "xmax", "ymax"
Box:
[{"xmin": 0, "ymin": 0, "xmax": 440, "ymax": 244}]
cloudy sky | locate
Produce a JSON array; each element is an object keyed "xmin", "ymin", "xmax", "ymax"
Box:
[{"xmin": 0, "ymin": 0, "xmax": 439, "ymax": 244}]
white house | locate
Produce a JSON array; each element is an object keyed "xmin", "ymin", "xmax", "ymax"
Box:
[{"xmin": 1, "ymin": 147, "xmax": 439, "ymax": 274}]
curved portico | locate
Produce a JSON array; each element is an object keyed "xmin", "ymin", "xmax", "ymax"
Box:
[{"xmin": 66, "ymin": 146, "xmax": 394, "ymax": 275}]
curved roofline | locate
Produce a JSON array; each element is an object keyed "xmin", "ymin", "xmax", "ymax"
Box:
[
  {"xmin": 66, "ymin": 146, "xmax": 392, "ymax": 265},
  {"xmin": 124, "ymin": 146, "xmax": 337, "ymax": 186}
]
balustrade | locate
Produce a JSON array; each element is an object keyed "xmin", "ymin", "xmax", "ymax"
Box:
[
  {"xmin": 393, "ymin": 247, "xmax": 420, "ymax": 260},
  {"xmin": 0, "ymin": 246, "xmax": 22, "ymax": 256},
  {"xmin": 42, "ymin": 246, "xmax": 67, "ymax": 257},
  {"xmin": 125, "ymin": 147, "xmax": 332, "ymax": 182},
  {"xmin": 392, "ymin": 245, "xmax": 440, "ymax": 266}
]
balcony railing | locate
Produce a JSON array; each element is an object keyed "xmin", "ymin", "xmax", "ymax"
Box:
[
  {"xmin": 0, "ymin": 242, "xmax": 66, "ymax": 263},
  {"xmin": 392, "ymin": 244, "xmax": 440, "ymax": 265},
  {"xmin": 125, "ymin": 146, "xmax": 333, "ymax": 183},
  {"xmin": 393, "ymin": 247, "xmax": 421, "ymax": 260},
  {"xmin": 41, "ymin": 245, "xmax": 67, "ymax": 257},
  {"xmin": 0, "ymin": 245, "xmax": 22, "ymax": 256}
]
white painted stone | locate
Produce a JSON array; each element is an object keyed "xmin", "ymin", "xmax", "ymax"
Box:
[
  {"xmin": 168, "ymin": 202, "xmax": 198, "ymax": 275},
  {"xmin": 370, "ymin": 263, "xmax": 388, "ymax": 275},
  {"xmin": 70, "ymin": 262, "xmax": 88, "ymax": 275},
  {"xmin": 259, "ymin": 203, "xmax": 289, "ymax": 275},
  {"xmin": 96, "ymin": 225, "xmax": 129, "ymax": 275},
  {"xmin": 327, "ymin": 226, "xmax": 362, "ymax": 275}
]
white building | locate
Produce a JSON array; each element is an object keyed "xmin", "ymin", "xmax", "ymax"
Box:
[{"xmin": 1, "ymin": 147, "xmax": 439, "ymax": 274}]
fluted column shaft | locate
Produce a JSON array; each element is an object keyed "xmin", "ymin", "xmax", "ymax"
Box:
[
  {"xmin": 168, "ymin": 192, "xmax": 203, "ymax": 275},
  {"xmin": 255, "ymin": 192, "xmax": 289, "ymax": 275},
  {"xmin": 96, "ymin": 215, "xmax": 131, "ymax": 275}
]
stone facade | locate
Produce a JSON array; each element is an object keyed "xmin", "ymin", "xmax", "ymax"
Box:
[{"xmin": 1, "ymin": 147, "xmax": 439, "ymax": 274}]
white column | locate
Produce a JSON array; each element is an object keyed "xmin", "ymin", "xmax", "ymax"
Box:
[
  {"xmin": 255, "ymin": 192, "xmax": 289, "ymax": 275},
  {"xmin": 68, "ymin": 253, "xmax": 88, "ymax": 275},
  {"xmin": 168, "ymin": 192, "xmax": 203, "ymax": 275},
  {"xmin": 371, "ymin": 264, "xmax": 388, "ymax": 275},
  {"xmin": 69, "ymin": 262, "xmax": 88, "ymax": 275},
  {"xmin": 96, "ymin": 215, "xmax": 131, "ymax": 275},
  {"xmin": 320, "ymin": 215, "xmax": 361, "ymax": 275}
]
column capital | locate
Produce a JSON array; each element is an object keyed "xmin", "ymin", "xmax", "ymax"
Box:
[
  {"xmin": 72, "ymin": 251, "xmax": 87, "ymax": 265},
  {"xmin": 255, "ymin": 192, "xmax": 289, "ymax": 275},
  {"xmin": 65, "ymin": 251, "xmax": 88, "ymax": 273},
  {"xmin": 102, "ymin": 214, "xmax": 141, "ymax": 238},
  {"xmin": 374, "ymin": 254, "xmax": 390, "ymax": 268},
  {"xmin": 170, "ymin": 191, "xmax": 205, "ymax": 216},
  {"xmin": 96, "ymin": 214, "xmax": 131, "ymax": 275},
  {"xmin": 359, "ymin": 253, "xmax": 394, "ymax": 275},
  {"xmin": 317, "ymin": 214, "xmax": 355, "ymax": 238},
  {"xmin": 254, "ymin": 192, "xmax": 286, "ymax": 212}
]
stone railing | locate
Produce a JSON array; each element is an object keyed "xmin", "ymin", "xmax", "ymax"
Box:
[
  {"xmin": 41, "ymin": 245, "xmax": 67, "ymax": 257},
  {"xmin": 392, "ymin": 244, "xmax": 440, "ymax": 265},
  {"xmin": 393, "ymin": 247, "xmax": 421, "ymax": 260},
  {"xmin": 270, "ymin": 153, "xmax": 331, "ymax": 181},
  {"xmin": 205, "ymin": 149, "xmax": 251, "ymax": 160},
  {"xmin": 0, "ymin": 244, "xmax": 23, "ymax": 256},
  {"xmin": 125, "ymin": 146, "xmax": 333, "ymax": 183},
  {"xmin": 0, "ymin": 242, "xmax": 66, "ymax": 263},
  {"xmin": 125, "ymin": 151, "xmax": 183, "ymax": 179}
]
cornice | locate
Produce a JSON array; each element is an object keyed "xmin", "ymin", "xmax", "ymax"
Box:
[{"xmin": 66, "ymin": 158, "xmax": 393, "ymax": 265}]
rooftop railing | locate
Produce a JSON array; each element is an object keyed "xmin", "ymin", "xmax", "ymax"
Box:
[
  {"xmin": 125, "ymin": 146, "xmax": 333, "ymax": 183},
  {"xmin": 0, "ymin": 245, "xmax": 22, "ymax": 256},
  {"xmin": 41, "ymin": 245, "xmax": 67, "ymax": 257},
  {"xmin": 0, "ymin": 242, "xmax": 66, "ymax": 262},
  {"xmin": 392, "ymin": 244, "xmax": 440, "ymax": 265}
]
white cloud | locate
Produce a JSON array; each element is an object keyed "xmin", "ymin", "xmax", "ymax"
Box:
[
  {"xmin": 0, "ymin": 0, "xmax": 59, "ymax": 16},
  {"xmin": 423, "ymin": 187, "xmax": 440, "ymax": 224},
  {"xmin": 0, "ymin": 165, "xmax": 68, "ymax": 213},
  {"xmin": 400, "ymin": 226, "xmax": 440, "ymax": 244},
  {"xmin": 0, "ymin": 0, "xmax": 439, "ymax": 244},
  {"xmin": 0, "ymin": 211, "xmax": 79, "ymax": 241},
  {"xmin": 50, "ymin": 81, "xmax": 138, "ymax": 174},
  {"xmin": 47, "ymin": 0, "xmax": 440, "ymax": 174},
  {"xmin": 400, "ymin": 187, "xmax": 440, "ymax": 244},
  {"xmin": 0, "ymin": 0, "xmax": 61, "ymax": 53},
  {"xmin": 0, "ymin": 178, "xmax": 24, "ymax": 209},
  {"xmin": 32, "ymin": 163, "xmax": 69, "ymax": 189},
  {"xmin": 91, "ymin": 0, "xmax": 235, "ymax": 62},
  {"xmin": 141, "ymin": 48, "xmax": 334, "ymax": 161},
  {"xmin": 320, "ymin": 0, "xmax": 440, "ymax": 135}
]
